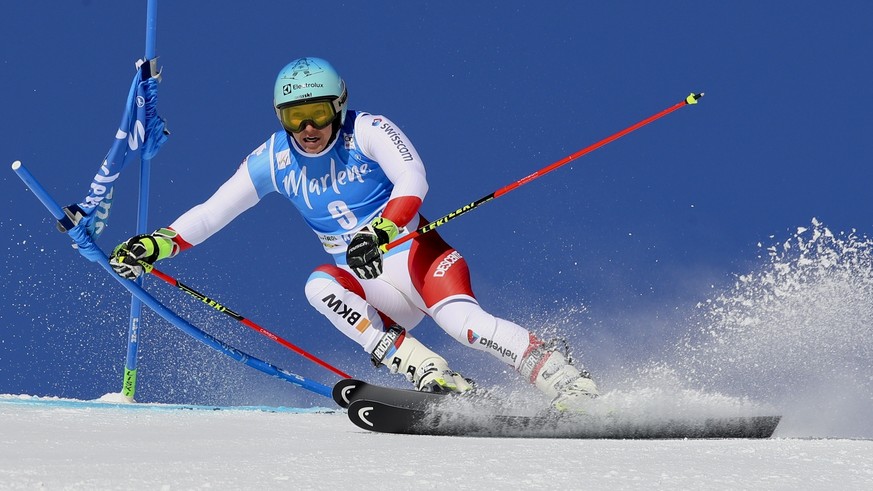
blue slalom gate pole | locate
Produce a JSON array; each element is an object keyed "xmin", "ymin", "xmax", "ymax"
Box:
[
  {"xmin": 11, "ymin": 160, "xmax": 333, "ymax": 399},
  {"xmin": 145, "ymin": 0, "xmax": 158, "ymax": 60},
  {"xmin": 122, "ymin": 0, "xmax": 160, "ymax": 401}
]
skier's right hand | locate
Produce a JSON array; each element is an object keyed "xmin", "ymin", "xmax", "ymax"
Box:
[{"xmin": 109, "ymin": 228, "xmax": 180, "ymax": 280}]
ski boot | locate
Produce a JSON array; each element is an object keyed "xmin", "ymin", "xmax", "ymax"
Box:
[
  {"xmin": 371, "ymin": 325, "xmax": 472, "ymax": 393},
  {"xmin": 519, "ymin": 336, "xmax": 598, "ymax": 411}
]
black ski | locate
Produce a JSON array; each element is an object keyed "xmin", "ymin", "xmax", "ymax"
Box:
[
  {"xmin": 347, "ymin": 398, "xmax": 782, "ymax": 439},
  {"xmin": 332, "ymin": 378, "xmax": 448, "ymax": 409}
]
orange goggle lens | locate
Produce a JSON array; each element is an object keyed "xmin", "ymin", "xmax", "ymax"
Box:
[{"xmin": 278, "ymin": 101, "xmax": 337, "ymax": 133}]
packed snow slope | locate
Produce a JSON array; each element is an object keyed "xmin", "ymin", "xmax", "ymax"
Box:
[{"xmin": 1, "ymin": 396, "xmax": 872, "ymax": 490}]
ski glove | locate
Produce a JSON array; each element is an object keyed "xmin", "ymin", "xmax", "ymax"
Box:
[
  {"xmin": 346, "ymin": 217, "xmax": 399, "ymax": 280},
  {"xmin": 110, "ymin": 228, "xmax": 180, "ymax": 280}
]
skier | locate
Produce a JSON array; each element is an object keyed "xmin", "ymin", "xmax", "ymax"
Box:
[{"xmin": 109, "ymin": 57, "xmax": 598, "ymax": 410}]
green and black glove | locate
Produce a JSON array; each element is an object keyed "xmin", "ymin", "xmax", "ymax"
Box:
[
  {"xmin": 110, "ymin": 228, "xmax": 180, "ymax": 280},
  {"xmin": 346, "ymin": 217, "xmax": 399, "ymax": 280}
]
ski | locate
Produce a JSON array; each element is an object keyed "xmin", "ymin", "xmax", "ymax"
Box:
[
  {"xmin": 347, "ymin": 399, "xmax": 782, "ymax": 439},
  {"xmin": 332, "ymin": 378, "xmax": 449, "ymax": 409}
]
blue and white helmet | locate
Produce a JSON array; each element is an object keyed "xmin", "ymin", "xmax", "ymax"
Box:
[{"xmin": 273, "ymin": 57, "xmax": 348, "ymax": 128}]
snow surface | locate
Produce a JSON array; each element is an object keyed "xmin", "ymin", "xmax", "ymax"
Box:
[{"xmin": 2, "ymin": 395, "xmax": 872, "ymax": 490}]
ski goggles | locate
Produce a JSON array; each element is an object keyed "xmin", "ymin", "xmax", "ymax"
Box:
[{"xmin": 277, "ymin": 99, "xmax": 339, "ymax": 133}]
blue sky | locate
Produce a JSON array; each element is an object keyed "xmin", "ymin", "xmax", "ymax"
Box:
[{"xmin": 2, "ymin": 2, "xmax": 872, "ymax": 407}]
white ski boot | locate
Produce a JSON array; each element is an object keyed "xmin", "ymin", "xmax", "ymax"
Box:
[
  {"xmin": 519, "ymin": 337, "xmax": 598, "ymax": 411},
  {"xmin": 371, "ymin": 325, "xmax": 472, "ymax": 393}
]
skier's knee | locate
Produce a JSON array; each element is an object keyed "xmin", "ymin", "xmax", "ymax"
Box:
[{"xmin": 305, "ymin": 264, "xmax": 364, "ymax": 306}]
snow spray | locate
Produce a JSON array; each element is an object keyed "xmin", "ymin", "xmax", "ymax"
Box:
[{"xmin": 676, "ymin": 218, "xmax": 873, "ymax": 437}]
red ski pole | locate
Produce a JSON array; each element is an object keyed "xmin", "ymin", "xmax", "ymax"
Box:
[
  {"xmin": 383, "ymin": 93, "xmax": 704, "ymax": 252},
  {"xmin": 142, "ymin": 263, "xmax": 352, "ymax": 379}
]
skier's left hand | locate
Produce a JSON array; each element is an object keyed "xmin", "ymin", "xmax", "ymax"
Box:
[{"xmin": 346, "ymin": 217, "xmax": 399, "ymax": 279}]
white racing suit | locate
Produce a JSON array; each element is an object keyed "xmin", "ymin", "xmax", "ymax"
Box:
[{"xmin": 167, "ymin": 111, "xmax": 542, "ymax": 373}]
